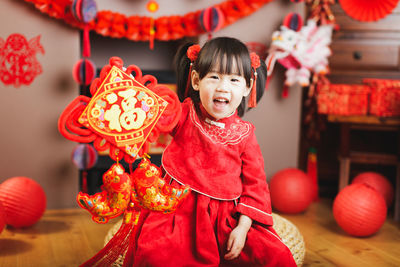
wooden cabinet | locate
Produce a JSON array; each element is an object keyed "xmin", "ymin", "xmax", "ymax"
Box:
[
  {"xmin": 300, "ymin": 3, "xmax": 400, "ymax": 203},
  {"xmin": 328, "ymin": 3, "xmax": 400, "ymax": 83}
]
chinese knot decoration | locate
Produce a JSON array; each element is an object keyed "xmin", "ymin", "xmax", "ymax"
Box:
[
  {"xmin": 59, "ymin": 56, "xmax": 181, "ymax": 164},
  {"xmin": 0, "ymin": 33, "xmax": 44, "ymax": 88}
]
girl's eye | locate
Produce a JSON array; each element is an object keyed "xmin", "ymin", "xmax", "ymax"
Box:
[{"xmin": 209, "ymin": 75, "xmax": 219, "ymax": 79}]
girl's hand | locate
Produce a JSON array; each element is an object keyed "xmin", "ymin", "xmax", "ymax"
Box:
[{"xmin": 224, "ymin": 214, "xmax": 252, "ymax": 260}]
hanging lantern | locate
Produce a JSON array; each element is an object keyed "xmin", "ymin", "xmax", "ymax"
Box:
[
  {"xmin": 283, "ymin": 12, "xmax": 303, "ymax": 31},
  {"xmin": 199, "ymin": 6, "xmax": 225, "ymax": 38},
  {"xmin": 339, "ymin": 0, "xmax": 399, "ymax": 22},
  {"xmin": 72, "ymin": 58, "xmax": 96, "ymax": 85},
  {"xmin": 71, "ymin": 0, "xmax": 98, "ymax": 23},
  {"xmin": 72, "ymin": 143, "xmax": 98, "ymax": 170},
  {"xmin": 146, "ymin": 1, "xmax": 159, "ymax": 50}
]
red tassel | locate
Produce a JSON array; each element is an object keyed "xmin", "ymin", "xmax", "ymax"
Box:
[
  {"xmin": 184, "ymin": 64, "xmax": 192, "ymax": 99},
  {"xmin": 81, "ymin": 171, "xmax": 88, "ymax": 193},
  {"xmin": 282, "ymin": 85, "xmax": 289, "ymax": 98},
  {"xmin": 248, "ymin": 72, "xmax": 257, "ymax": 108},
  {"xmin": 83, "ymin": 25, "xmax": 91, "ymax": 58},
  {"xmin": 307, "ymin": 147, "xmax": 319, "ymax": 202},
  {"xmin": 149, "ymin": 18, "xmax": 155, "ymax": 50},
  {"xmin": 80, "ymin": 221, "xmax": 134, "ymax": 266}
]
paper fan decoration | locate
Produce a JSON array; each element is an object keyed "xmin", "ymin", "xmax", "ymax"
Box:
[{"xmin": 339, "ymin": 0, "xmax": 400, "ymax": 22}]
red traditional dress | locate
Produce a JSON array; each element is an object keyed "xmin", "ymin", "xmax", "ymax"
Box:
[{"xmin": 129, "ymin": 98, "xmax": 296, "ymax": 267}]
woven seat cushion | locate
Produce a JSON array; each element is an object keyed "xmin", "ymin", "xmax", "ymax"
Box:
[{"xmin": 104, "ymin": 213, "xmax": 305, "ymax": 266}]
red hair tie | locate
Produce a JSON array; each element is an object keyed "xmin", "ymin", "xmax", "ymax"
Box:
[
  {"xmin": 249, "ymin": 52, "xmax": 260, "ymax": 108},
  {"xmin": 184, "ymin": 44, "xmax": 201, "ymax": 98}
]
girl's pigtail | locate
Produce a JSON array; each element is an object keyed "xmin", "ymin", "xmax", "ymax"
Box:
[{"xmin": 173, "ymin": 42, "xmax": 195, "ymax": 102}]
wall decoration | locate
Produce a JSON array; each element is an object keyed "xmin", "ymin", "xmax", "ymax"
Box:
[
  {"xmin": 23, "ymin": 0, "xmax": 275, "ymax": 42},
  {"xmin": 0, "ymin": 33, "xmax": 44, "ymax": 88},
  {"xmin": 339, "ymin": 0, "xmax": 400, "ymax": 22},
  {"xmin": 266, "ymin": 13, "xmax": 333, "ymax": 96}
]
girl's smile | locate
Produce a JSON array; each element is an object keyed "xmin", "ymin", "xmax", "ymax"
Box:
[{"xmin": 191, "ymin": 70, "xmax": 251, "ymax": 120}]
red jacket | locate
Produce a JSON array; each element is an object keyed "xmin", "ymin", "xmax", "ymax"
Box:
[{"xmin": 162, "ymin": 98, "xmax": 273, "ymax": 225}]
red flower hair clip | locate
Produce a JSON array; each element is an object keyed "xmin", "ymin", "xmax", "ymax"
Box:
[
  {"xmin": 250, "ymin": 52, "xmax": 260, "ymax": 70},
  {"xmin": 187, "ymin": 44, "xmax": 201, "ymax": 62},
  {"xmin": 184, "ymin": 44, "xmax": 201, "ymax": 98}
]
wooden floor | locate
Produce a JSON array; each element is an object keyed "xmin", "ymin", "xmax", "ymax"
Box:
[{"xmin": 0, "ymin": 199, "xmax": 399, "ymax": 266}]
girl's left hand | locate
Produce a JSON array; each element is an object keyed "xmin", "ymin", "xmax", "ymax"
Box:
[{"xmin": 224, "ymin": 214, "xmax": 252, "ymax": 260}]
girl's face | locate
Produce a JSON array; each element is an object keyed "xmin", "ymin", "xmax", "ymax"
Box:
[{"xmin": 191, "ymin": 63, "xmax": 252, "ymax": 120}]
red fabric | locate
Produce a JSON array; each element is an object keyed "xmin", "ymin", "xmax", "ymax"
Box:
[
  {"xmin": 131, "ymin": 190, "xmax": 296, "ymax": 266},
  {"xmin": 162, "ymin": 99, "xmax": 272, "ymax": 225}
]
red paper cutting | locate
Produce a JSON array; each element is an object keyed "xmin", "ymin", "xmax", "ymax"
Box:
[{"xmin": 0, "ymin": 33, "xmax": 44, "ymax": 87}]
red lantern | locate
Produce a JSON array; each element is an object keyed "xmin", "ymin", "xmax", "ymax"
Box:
[
  {"xmin": 72, "ymin": 58, "xmax": 96, "ymax": 85},
  {"xmin": 199, "ymin": 6, "xmax": 225, "ymax": 38},
  {"xmin": 269, "ymin": 168, "xmax": 314, "ymax": 214},
  {"xmin": 333, "ymin": 183, "xmax": 387, "ymax": 237},
  {"xmin": 0, "ymin": 201, "xmax": 5, "ymax": 234},
  {"xmin": 71, "ymin": 144, "xmax": 98, "ymax": 170},
  {"xmin": 283, "ymin": 12, "xmax": 303, "ymax": 32},
  {"xmin": 0, "ymin": 177, "xmax": 47, "ymax": 228},
  {"xmin": 352, "ymin": 172, "xmax": 394, "ymax": 207}
]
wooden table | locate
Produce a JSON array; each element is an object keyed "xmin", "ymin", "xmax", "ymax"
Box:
[
  {"xmin": 327, "ymin": 115, "xmax": 400, "ymax": 221},
  {"xmin": 1, "ymin": 201, "xmax": 399, "ymax": 267}
]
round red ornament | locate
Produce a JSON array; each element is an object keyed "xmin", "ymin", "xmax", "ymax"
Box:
[
  {"xmin": 0, "ymin": 201, "xmax": 5, "ymax": 234},
  {"xmin": 72, "ymin": 58, "xmax": 96, "ymax": 85},
  {"xmin": 351, "ymin": 172, "xmax": 394, "ymax": 207},
  {"xmin": 72, "ymin": 143, "xmax": 98, "ymax": 170},
  {"xmin": 0, "ymin": 177, "xmax": 47, "ymax": 228},
  {"xmin": 333, "ymin": 183, "xmax": 387, "ymax": 237},
  {"xmin": 269, "ymin": 168, "xmax": 314, "ymax": 214},
  {"xmin": 199, "ymin": 6, "xmax": 225, "ymax": 36}
]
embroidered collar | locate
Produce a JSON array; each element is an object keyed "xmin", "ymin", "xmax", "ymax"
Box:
[
  {"xmin": 205, "ymin": 118, "xmax": 225, "ymax": 129},
  {"xmin": 198, "ymin": 102, "xmax": 236, "ymax": 128}
]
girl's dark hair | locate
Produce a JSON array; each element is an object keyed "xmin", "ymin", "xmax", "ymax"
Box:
[{"xmin": 173, "ymin": 37, "xmax": 267, "ymax": 117}]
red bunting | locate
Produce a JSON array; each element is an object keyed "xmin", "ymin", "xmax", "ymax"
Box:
[{"xmin": 23, "ymin": 0, "xmax": 274, "ymax": 41}]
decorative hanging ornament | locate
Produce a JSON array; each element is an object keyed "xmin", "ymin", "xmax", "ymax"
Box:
[
  {"xmin": 199, "ymin": 6, "xmax": 225, "ymax": 39},
  {"xmin": 146, "ymin": 1, "xmax": 159, "ymax": 13},
  {"xmin": 72, "ymin": 58, "xmax": 96, "ymax": 85},
  {"xmin": 339, "ymin": 0, "xmax": 399, "ymax": 22},
  {"xmin": 306, "ymin": 0, "xmax": 336, "ymax": 25},
  {"xmin": 71, "ymin": 143, "xmax": 98, "ymax": 170},
  {"xmin": 146, "ymin": 1, "xmax": 159, "ymax": 50},
  {"xmin": 59, "ymin": 57, "xmax": 182, "ymax": 164},
  {"xmin": 283, "ymin": 12, "xmax": 303, "ymax": 31},
  {"xmin": 0, "ymin": 33, "xmax": 44, "ymax": 88}
]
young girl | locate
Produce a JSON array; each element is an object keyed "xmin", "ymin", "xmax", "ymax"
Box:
[{"xmin": 130, "ymin": 37, "xmax": 297, "ymax": 267}]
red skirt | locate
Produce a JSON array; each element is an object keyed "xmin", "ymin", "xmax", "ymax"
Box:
[{"xmin": 129, "ymin": 188, "xmax": 297, "ymax": 267}]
